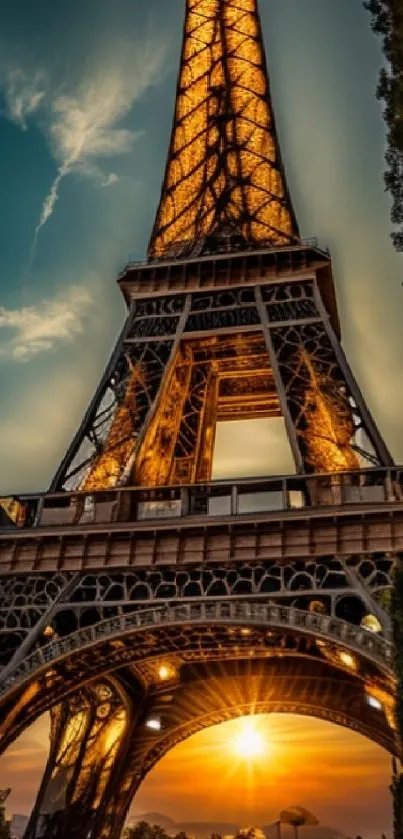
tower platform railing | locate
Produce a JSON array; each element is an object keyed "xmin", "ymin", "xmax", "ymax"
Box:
[
  {"xmin": 2, "ymin": 467, "xmax": 402, "ymax": 533},
  {"xmin": 119, "ymin": 237, "xmax": 329, "ymax": 274}
]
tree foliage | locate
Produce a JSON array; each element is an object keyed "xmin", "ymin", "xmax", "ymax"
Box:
[
  {"xmin": 124, "ymin": 822, "xmax": 192, "ymax": 839},
  {"xmin": 364, "ymin": 0, "xmax": 403, "ymax": 249},
  {"xmin": 234, "ymin": 829, "xmax": 265, "ymax": 839},
  {"xmin": 124, "ymin": 822, "xmax": 170, "ymax": 839}
]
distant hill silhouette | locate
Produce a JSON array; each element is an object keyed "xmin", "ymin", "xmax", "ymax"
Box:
[
  {"xmin": 129, "ymin": 812, "xmax": 346, "ymax": 839},
  {"xmin": 132, "ymin": 814, "xmax": 176, "ymax": 830}
]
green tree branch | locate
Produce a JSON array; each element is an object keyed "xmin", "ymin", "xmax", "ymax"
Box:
[{"xmin": 364, "ymin": 0, "xmax": 403, "ymax": 250}]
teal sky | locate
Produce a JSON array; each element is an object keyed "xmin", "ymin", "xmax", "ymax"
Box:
[{"xmin": 0, "ymin": 0, "xmax": 401, "ymax": 494}]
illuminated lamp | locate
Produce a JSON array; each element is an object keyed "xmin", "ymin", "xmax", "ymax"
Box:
[
  {"xmin": 42, "ymin": 626, "xmax": 55, "ymax": 638},
  {"xmin": 240, "ymin": 627, "xmax": 252, "ymax": 636},
  {"xmin": 309, "ymin": 600, "xmax": 327, "ymax": 614},
  {"xmin": 361, "ymin": 613, "xmax": 382, "ymax": 633},
  {"xmin": 366, "ymin": 694, "xmax": 383, "ymax": 711},
  {"xmin": 157, "ymin": 662, "xmax": 177, "ymax": 682},
  {"xmin": 145, "ymin": 715, "xmax": 162, "ymax": 731},
  {"xmin": 339, "ymin": 650, "xmax": 357, "ymax": 670}
]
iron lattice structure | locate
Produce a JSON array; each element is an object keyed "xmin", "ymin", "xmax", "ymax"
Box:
[
  {"xmin": 0, "ymin": 2, "xmax": 401, "ymax": 838},
  {"xmin": 50, "ymin": 273, "xmax": 391, "ymax": 492},
  {"xmin": 149, "ymin": 0, "xmax": 299, "ymax": 258}
]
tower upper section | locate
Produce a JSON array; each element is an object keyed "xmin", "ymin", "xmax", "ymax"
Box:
[{"xmin": 148, "ymin": 0, "xmax": 300, "ymax": 260}]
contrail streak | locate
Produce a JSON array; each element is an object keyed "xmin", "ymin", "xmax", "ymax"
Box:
[{"xmin": 28, "ymin": 147, "xmax": 82, "ymax": 270}]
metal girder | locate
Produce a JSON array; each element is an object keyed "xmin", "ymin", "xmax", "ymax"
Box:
[{"xmin": 148, "ymin": 0, "xmax": 299, "ymax": 259}]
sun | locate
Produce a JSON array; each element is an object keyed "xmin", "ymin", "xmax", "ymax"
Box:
[{"xmin": 232, "ymin": 719, "xmax": 266, "ymax": 759}]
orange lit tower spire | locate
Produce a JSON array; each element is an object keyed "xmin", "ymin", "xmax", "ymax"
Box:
[{"xmin": 148, "ymin": 0, "xmax": 299, "ymax": 259}]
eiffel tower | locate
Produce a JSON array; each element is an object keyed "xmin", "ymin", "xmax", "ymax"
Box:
[{"xmin": 0, "ymin": 2, "xmax": 401, "ymax": 838}]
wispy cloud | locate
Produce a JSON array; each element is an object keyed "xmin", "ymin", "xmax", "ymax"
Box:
[
  {"xmin": 3, "ymin": 68, "xmax": 47, "ymax": 129},
  {"xmin": 31, "ymin": 38, "xmax": 166, "ymax": 245},
  {"xmin": 0, "ymin": 286, "xmax": 93, "ymax": 361}
]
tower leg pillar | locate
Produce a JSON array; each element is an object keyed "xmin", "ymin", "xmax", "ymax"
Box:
[
  {"xmin": 91, "ymin": 732, "xmax": 152, "ymax": 839},
  {"xmin": 23, "ymin": 678, "xmax": 140, "ymax": 839}
]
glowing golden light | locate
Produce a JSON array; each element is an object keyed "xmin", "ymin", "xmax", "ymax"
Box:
[
  {"xmin": 157, "ymin": 663, "xmax": 177, "ymax": 682},
  {"xmin": 0, "ymin": 497, "xmax": 25, "ymax": 527},
  {"xmin": 298, "ymin": 349, "xmax": 359, "ymax": 473},
  {"xmin": 361, "ymin": 613, "xmax": 382, "ymax": 633},
  {"xmin": 232, "ymin": 719, "xmax": 265, "ymax": 759},
  {"xmin": 309, "ymin": 600, "xmax": 327, "ymax": 614},
  {"xmin": 103, "ymin": 711, "xmax": 127, "ymax": 755},
  {"xmin": 149, "ymin": 0, "xmax": 297, "ymax": 258},
  {"xmin": 338, "ymin": 651, "xmax": 357, "ymax": 670}
]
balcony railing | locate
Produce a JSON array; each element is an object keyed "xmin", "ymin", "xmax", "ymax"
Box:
[
  {"xmin": 1, "ymin": 467, "xmax": 402, "ymax": 533},
  {"xmin": 119, "ymin": 237, "xmax": 328, "ymax": 274}
]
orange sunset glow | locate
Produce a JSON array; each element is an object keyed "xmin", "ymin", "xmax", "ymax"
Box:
[
  {"xmin": 134, "ymin": 716, "xmax": 392, "ymax": 836},
  {"xmin": 1, "ymin": 713, "xmax": 392, "ymax": 838}
]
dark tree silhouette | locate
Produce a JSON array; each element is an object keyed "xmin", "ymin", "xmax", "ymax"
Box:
[
  {"xmin": 0, "ymin": 805, "xmax": 10, "ymax": 839},
  {"xmin": 124, "ymin": 822, "xmax": 171, "ymax": 839},
  {"xmin": 364, "ymin": 1, "xmax": 403, "ymax": 250},
  {"xmin": 152, "ymin": 827, "xmax": 171, "ymax": 839}
]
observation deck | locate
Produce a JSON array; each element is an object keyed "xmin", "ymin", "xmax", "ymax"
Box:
[
  {"xmin": 118, "ymin": 241, "xmax": 339, "ymax": 336},
  {"xmin": 1, "ymin": 466, "xmax": 402, "ymax": 573}
]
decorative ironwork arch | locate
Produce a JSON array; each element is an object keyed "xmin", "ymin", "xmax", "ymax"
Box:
[
  {"xmin": 1, "ymin": 600, "xmax": 393, "ymax": 698},
  {"xmin": 0, "ymin": 601, "xmax": 395, "ymax": 758}
]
